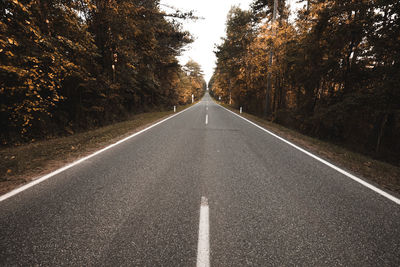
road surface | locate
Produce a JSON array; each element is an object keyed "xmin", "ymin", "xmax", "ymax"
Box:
[{"xmin": 1, "ymin": 93, "xmax": 399, "ymax": 266}]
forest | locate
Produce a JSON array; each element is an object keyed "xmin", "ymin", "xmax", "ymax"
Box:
[
  {"xmin": 210, "ymin": 0, "xmax": 400, "ymax": 164},
  {"xmin": 0, "ymin": 0, "xmax": 206, "ymax": 145}
]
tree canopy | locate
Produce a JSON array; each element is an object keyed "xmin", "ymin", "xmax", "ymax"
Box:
[
  {"xmin": 211, "ymin": 1, "xmax": 400, "ymax": 163},
  {"xmin": 1, "ymin": 0, "xmax": 205, "ymax": 144}
]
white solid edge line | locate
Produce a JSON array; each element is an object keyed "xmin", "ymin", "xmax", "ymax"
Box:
[
  {"xmin": 205, "ymin": 114, "xmax": 208, "ymax": 125},
  {"xmin": 0, "ymin": 103, "xmax": 200, "ymax": 202},
  {"xmin": 197, "ymin": 196, "xmax": 210, "ymax": 267},
  {"xmin": 219, "ymin": 105, "xmax": 400, "ymax": 205}
]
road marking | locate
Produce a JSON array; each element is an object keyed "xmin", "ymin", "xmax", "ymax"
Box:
[
  {"xmin": 197, "ymin": 196, "xmax": 210, "ymax": 267},
  {"xmin": 0, "ymin": 103, "xmax": 200, "ymax": 202},
  {"xmin": 219, "ymin": 105, "xmax": 400, "ymax": 205},
  {"xmin": 206, "ymin": 107, "xmax": 208, "ymax": 111},
  {"xmin": 205, "ymin": 114, "xmax": 208, "ymax": 125}
]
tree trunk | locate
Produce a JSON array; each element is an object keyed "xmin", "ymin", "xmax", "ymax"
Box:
[{"xmin": 376, "ymin": 113, "xmax": 388, "ymax": 153}]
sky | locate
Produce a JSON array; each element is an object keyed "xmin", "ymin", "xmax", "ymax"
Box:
[
  {"xmin": 160, "ymin": 0, "xmax": 303, "ymax": 82},
  {"xmin": 160, "ymin": 0, "xmax": 253, "ymax": 82}
]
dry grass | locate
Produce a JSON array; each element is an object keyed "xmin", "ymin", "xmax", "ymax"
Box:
[
  {"xmin": 219, "ymin": 103, "xmax": 400, "ymax": 195},
  {"xmin": 0, "ymin": 103, "xmax": 194, "ymax": 195}
]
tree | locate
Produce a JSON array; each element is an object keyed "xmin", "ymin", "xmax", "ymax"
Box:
[
  {"xmin": 0, "ymin": 0, "xmax": 99, "ymax": 142},
  {"xmin": 1, "ymin": 0, "xmax": 195, "ymax": 144},
  {"xmin": 212, "ymin": 6, "xmax": 254, "ymax": 107},
  {"xmin": 210, "ymin": 0, "xmax": 400, "ymax": 162},
  {"xmin": 183, "ymin": 59, "xmax": 206, "ymax": 101}
]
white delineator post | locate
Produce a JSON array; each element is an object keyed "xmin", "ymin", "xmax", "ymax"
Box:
[
  {"xmin": 240, "ymin": 107, "xmax": 242, "ymax": 114},
  {"xmin": 192, "ymin": 94, "xmax": 194, "ymax": 103},
  {"xmin": 174, "ymin": 105, "xmax": 176, "ymax": 113},
  {"xmin": 196, "ymin": 196, "xmax": 210, "ymax": 267}
]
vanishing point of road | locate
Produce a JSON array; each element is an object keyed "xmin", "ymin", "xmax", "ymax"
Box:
[{"xmin": 1, "ymin": 93, "xmax": 399, "ymax": 266}]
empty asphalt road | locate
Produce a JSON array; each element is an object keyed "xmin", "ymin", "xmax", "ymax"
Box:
[{"xmin": 1, "ymin": 93, "xmax": 399, "ymax": 266}]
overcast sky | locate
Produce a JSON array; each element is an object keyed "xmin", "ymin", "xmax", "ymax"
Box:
[{"xmin": 160, "ymin": 0, "xmax": 304, "ymax": 82}]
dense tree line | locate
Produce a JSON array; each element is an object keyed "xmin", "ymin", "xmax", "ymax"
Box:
[
  {"xmin": 0, "ymin": 0, "xmax": 205, "ymax": 144},
  {"xmin": 210, "ymin": 0, "xmax": 400, "ymax": 163}
]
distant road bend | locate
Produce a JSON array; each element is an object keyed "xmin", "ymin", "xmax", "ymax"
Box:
[{"xmin": 1, "ymin": 93, "xmax": 399, "ymax": 266}]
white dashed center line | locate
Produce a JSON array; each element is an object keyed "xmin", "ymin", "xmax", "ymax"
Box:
[{"xmin": 196, "ymin": 196, "xmax": 210, "ymax": 267}]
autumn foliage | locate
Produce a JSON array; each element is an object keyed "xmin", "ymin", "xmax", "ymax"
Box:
[
  {"xmin": 0, "ymin": 0, "xmax": 205, "ymax": 144},
  {"xmin": 210, "ymin": 1, "xmax": 400, "ymax": 163}
]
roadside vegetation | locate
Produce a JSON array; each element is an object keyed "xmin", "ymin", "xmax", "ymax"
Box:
[
  {"xmin": 1, "ymin": 0, "xmax": 206, "ymax": 145},
  {"xmin": 210, "ymin": 1, "xmax": 400, "ymax": 166}
]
